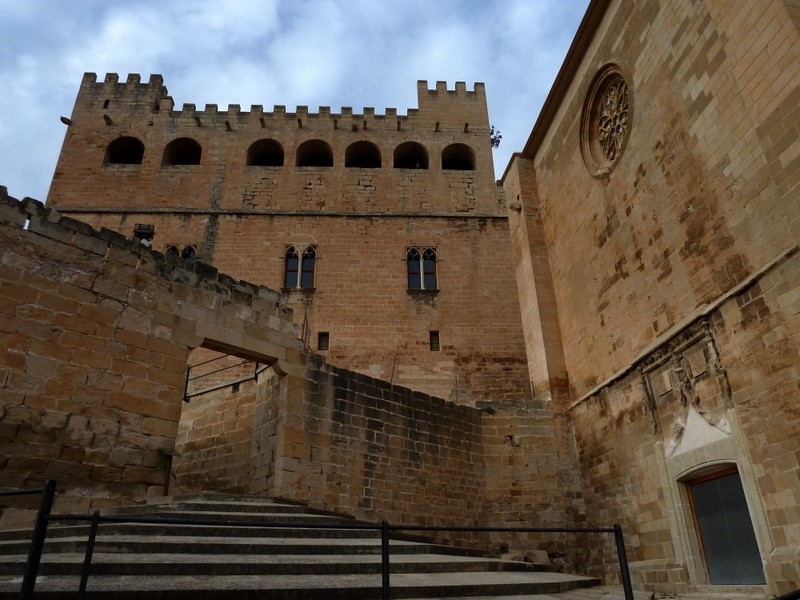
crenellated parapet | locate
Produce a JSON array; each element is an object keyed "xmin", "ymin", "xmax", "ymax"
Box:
[
  {"xmin": 78, "ymin": 72, "xmax": 172, "ymax": 113},
  {"xmin": 72, "ymin": 74, "xmax": 488, "ymax": 133}
]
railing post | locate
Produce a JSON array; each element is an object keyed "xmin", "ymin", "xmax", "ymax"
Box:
[
  {"xmin": 381, "ymin": 520, "xmax": 391, "ymax": 600},
  {"xmin": 613, "ymin": 524, "xmax": 634, "ymax": 600},
  {"xmin": 20, "ymin": 479, "xmax": 56, "ymax": 600},
  {"xmin": 78, "ymin": 510, "xmax": 101, "ymax": 598},
  {"xmin": 183, "ymin": 364, "xmax": 191, "ymax": 402}
]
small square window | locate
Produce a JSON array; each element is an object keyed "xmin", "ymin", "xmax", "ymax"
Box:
[
  {"xmin": 318, "ymin": 332, "xmax": 330, "ymax": 351},
  {"xmin": 429, "ymin": 331, "xmax": 440, "ymax": 352}
]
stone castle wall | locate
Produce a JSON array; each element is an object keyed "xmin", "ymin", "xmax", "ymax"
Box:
[
  {"xmin": 0, "ymin": 190, "xmax": 580, "ymax": 569},
  {"xmin": 46, "ymin": 76, "xmax": 529, "ymax": 405}
]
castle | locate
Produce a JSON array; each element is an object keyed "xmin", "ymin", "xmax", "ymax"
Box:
[{"xmin": 1, "ymin": 0, "xmax": 799, "ymax": 595}]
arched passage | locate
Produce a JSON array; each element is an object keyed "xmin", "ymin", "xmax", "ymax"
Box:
[
  {"xmin": 345, "ymin": 141, "xmax": 381, "ymax": 168},
  {"xmin": 296, "ymin": 140, "xmax": 333, "ymax": 167},
  {"xmin": 393, "ymin": 142, "xmax": 428, "ymax": 169},
  {"xmin": 442, "ymin": 143, "xmax": 476, "ymax": 170},
  {"xmin": 162, "ymin": 137, "xmax": 202, "ymax": 165},
  {"xmin": 247, "ymin": 139, "xmax": 284, "ymax": 166},
  {"xmin": 104, "ymin": 136, "xmax": 145, "ymax": 165}
]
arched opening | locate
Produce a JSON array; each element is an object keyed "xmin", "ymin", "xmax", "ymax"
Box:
[
  {"xmin": 393, "ymin": 142, "xmax": 428, "ymax": 169},
  {"xmin": 345, "ymin": 141, "xmax": 381, "ymax": 168},
  {"xmin": 104, "ymin": 136, "xmax": 145, "ymax": 165},
  {"xmin": 284, "ymin": 245, "xmax": 316, "ymax": 289},
  {"xmin": 682, "ymin": 465, "xmax": 765, "ymax": 585},
  {"xmin": 407, "ymin": 247, "xmax": 437, "ymax": 290},
  {"xmin": 162, "ymin": 137, "xmax": 202, "ymax": 166},
  {"xmin": 247, "ymin": 139, "xmax": 284, "ymax": 166},
  {"xmin": 296, "ymin": 140, "xmax": 333, "ymax": 167},
  {"xmin": 441, "ymin": 143, "xmax": 476, "ymax": 171}
]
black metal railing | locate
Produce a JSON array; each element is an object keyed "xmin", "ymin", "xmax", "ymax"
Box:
[
  {"xmin": 6, "ymin": 481, "xmax": 633, "ymax": 600},
  {"xmin": 183, "ymin": 353, "xmax": 268, "ymax": 401},
  {"xmin": 0, "ymin": 479, "xmax": 56, "ymax": 599}
]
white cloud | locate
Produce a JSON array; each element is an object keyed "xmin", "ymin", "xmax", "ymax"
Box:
[{"xmin": 0, "ymin": 0, "xmax": 589, "ymax": 201}]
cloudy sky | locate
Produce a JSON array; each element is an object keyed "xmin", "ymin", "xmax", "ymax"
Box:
[{"xmin": 0, "ymin": 0, "xmax": 589, "ymax": 202}]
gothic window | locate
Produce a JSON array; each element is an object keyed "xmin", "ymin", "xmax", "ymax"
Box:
[
  {"xmin": 407, "ymin": 247, "xmax": 437, "ymax": 290},
  {"xmin": 165, "ymin": 244, "xmax": 198, "ymax": 264},
  {"xmin": 284, "ymin": 245, "xmax": 316, "ymax": 289},
  {"xmin": 104, "ymin": 136, "xmax": 145, "ymax": 165},
  {"xmin": 580, "ymin": 63, "xmax": 631, "ymax": 176}
]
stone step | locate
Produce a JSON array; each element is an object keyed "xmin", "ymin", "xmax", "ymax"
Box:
[
  {"xmin": 0, "ymin": 551, "xmax": 545, "ymax": 577},
  {"xmin": 402, "ymin": 586, "xmax": 653, "ymax": 600},
  {"xmin": 0, "ymin": 494, "xmax": 592, "ymax": 599},
  {"xmin": 94, "ymin": 508, "xmax": 352, "ymax": 524},
  {"xmin": 107, "ymin": 499, "xmax": 322, "ymax": 516},
  {"xmin": 0, "ymin": 536, "xmax": 482, "ymax": 559},
  {"xmin": 0, "ymin": 570, "xmax": 599, "ymax": 599},
  {"xmin": 0, "ymin": 521, "xmax": 381, "ymax": 541}
]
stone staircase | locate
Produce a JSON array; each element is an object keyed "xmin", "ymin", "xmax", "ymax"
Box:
[{"xmin": 0, "ymin": 493, "xmax": 631, "ymax": 599}]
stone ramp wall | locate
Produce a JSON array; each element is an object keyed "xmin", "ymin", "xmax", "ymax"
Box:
[{"xmin": 0, "ymin": 188, "xmax": 301, "ymax": 516}]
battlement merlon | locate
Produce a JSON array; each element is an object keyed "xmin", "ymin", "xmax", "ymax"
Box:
[
  {"xmin": 77, "ymin": 72, "xmax": 172, "ymax": 112},
  {"xmin": 416, "ymin": 81, "xmax": 490, "ymax": 129}
]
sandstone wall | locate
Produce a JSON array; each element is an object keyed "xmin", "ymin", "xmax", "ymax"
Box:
[
  {"xmin": 45, "ymin": 76, "xmax": 530, "ymax": 405},
  {"xmin": 52, "ymin": 212, "xmax": 530, "ymax": 404},
  {"xmin": 524, "ymin": 0, "xmax": 799, "ymax": 398},
  {"xmin": 0, "ymin": 190, "xmax": 302, "ymax": 515},
  {"xmin": 259, "ymin": 357, "xmax": 584, "ymax": 558},
  {"xmin": 505, "ymin": 0, "xmax": 800, "ymax": 594},
  {"xmin": 569, "ymin": 251, "xmax": 800, "ymax": 593}
]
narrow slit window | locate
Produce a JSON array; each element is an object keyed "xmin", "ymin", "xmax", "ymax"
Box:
[
  {"xmin": 429, "ymin": 331, "xmax": 440, "ymax": 352},
  {"xmin": 318, "ymin": 332, "xmax": 330, "ymax": 351}
]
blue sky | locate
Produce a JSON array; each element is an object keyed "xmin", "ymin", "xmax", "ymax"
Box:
[{"xmin": 0, "ymin": 0, "xmax": 589, "ymax": 201}]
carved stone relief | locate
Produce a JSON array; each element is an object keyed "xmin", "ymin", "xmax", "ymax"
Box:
[{"xmin": 638, "ymin": 320, "xmax": 732, "ymax": 441}]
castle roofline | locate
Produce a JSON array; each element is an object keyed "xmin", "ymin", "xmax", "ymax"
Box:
[{"xmin": 80, "ymin": 73, "xmax": 486, "ymax": 120}]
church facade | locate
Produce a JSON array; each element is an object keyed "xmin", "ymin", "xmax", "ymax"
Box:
[{"xmin": 503, "ymin": 0, "xmax": 799, "ymax": 592}]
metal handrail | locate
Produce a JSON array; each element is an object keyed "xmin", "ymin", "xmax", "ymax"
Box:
[
  {"xmin": 36, "ymin": 510, "xmax": 633, "ymax": 600},
  {"xmin": 183, "ymin": 355, "xmax": 266, "ymax": 402},
  {"xmin": 0, "ymin": 480, "xmax": 56, "ymax": 599},
  {"xmin": 186, "ymin": 358, "xmax": 250, "ymax": 382}
]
